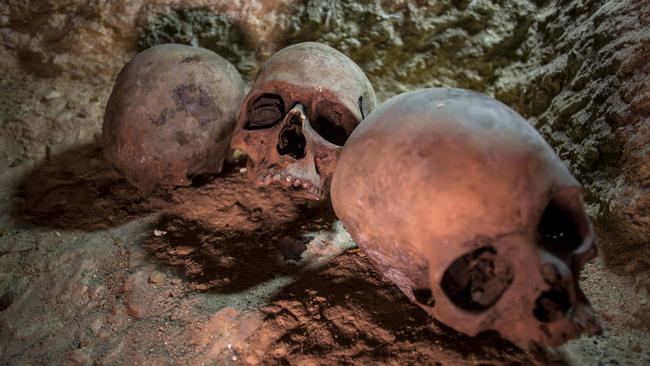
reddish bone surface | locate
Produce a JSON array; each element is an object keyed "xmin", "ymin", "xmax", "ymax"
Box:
[
  {"xmin": 231, "ymin": 42, "xmax": 376, "ymax": 200},
  {"xmin": 331, "ymin": 88, "xmax": 601, "ymax": 349},
  {"xmin": 103, "ymin": 44, "xmax": 245, "ymax": 191}
]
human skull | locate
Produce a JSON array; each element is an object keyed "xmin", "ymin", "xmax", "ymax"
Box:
[
  {"xmin": 103, "ymin": 44, "xmax": 244, "ymax": 191},
  {"xmin": 231, "ymin": 42, "xmax": 376, "ymax": 200},
  {"xmin": 331, "ymin": 88, "xmax": 601, "ymax": 349}
]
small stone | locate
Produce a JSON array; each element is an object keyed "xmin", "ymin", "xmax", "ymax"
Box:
[
  {"xmin": 601, "ymin": 312, "xmax": 614, "ymax": 321},
  {"xmin": 314, "ymin": 296, "xmax": 326, "ymax": 303},
  {"xmin": 126, "ymin": 301, "xmax": 145, "ymax": 319},
  {"xmin": 69, "ymin": 348, "xmax": 92, "ymax": 365},
  {"xmin": 43, "ymin": 90, "xmax": 63, "ymax": 100},
  {"xmin": 153, "ymin": 229, "xmax": 167, "ymax": 237},
  {"xmin": 239, "ymin": 167, "xmax": 247, "ymax": 173},
  {"xmin": 245, "ymin": 355, "xmax": 260, "ymax": 365},
  {"xmin": 232, "ymin": 150, "xmax": 245, "ymax": 159},
  {"xmin": 148, "ymin": 271, "xmax": 166, "ymax": 284},
  {"xmin": 170, "ymin": 309, "xmax": 180, "ymax": 321}
]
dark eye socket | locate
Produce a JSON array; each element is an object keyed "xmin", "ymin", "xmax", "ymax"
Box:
[
  {"xmin": 311, "ymin": 103, "xmax": 355, "ymax": 146},
  {"xmin": 244, "ymin": 94, "xmax": 285, "ymax": 130}
]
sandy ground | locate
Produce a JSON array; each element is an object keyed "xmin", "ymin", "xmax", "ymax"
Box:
[{"xmin": 0, "ymin": 141, "xmax": 647, "ymax": 365}]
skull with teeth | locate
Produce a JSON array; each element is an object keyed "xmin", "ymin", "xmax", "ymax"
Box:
[
  {"xmin": 231, "ymin": 42, "xmax": 376, "ymax": 200},
  {"xmin": 331, "ymin": 88, "xmax": 601, "ymax": 349}
]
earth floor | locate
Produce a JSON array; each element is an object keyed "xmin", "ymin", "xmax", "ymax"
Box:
[{"xmin": 0, "ymin": 143, "xmax": 648, "ymax": 365}]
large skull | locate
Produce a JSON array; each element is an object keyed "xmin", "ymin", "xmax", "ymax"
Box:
[
  {"xmin": 103, "ymin": 44, "xmax": 244, "ymax": 191},
  {"xmin": 331, "ymin": 88, "xmax": 601, "ymax": 349},
  {"xmin": 231, "ymin": 42, "xmax": 376, "ymax": 200}
]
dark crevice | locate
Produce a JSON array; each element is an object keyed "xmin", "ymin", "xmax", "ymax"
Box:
[
  {"xmin": 189, "ymin": 173, "xmax": 217, "ymax": 187},
  {"xmin": 533, "ymin": 287, "xmax": 571, "ymax": 322},
  {"xmin": 0, "ymin": 290, "xmax": 15, "ymax": 312},
  {"xmin": 413, "ymin": 288, "xmax": 435, "ymax": 307}
]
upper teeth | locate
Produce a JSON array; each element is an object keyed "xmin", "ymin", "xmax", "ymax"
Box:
[{"xmin": 254, "ymin": 170, "xmax": 320, "ymax": 197}]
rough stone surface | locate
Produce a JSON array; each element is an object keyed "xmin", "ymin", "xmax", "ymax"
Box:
[{"xmin": 0, "ymin": 0, "xmax": 649, "ymax": 364}]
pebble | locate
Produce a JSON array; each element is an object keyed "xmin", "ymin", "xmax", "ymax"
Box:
[
  {"xmin": 43, "ymin": 90, "xmax": 63, "ymax": 100},
  {"xmin": 148, "ymin": 271, "xmax": 166, "ymax": 284},
  {"xmin": 69, "ymin": 348, "xmax": 91, "ymax": 365},
  {"xmin": 153, "ymin": 229, "xmax": 167, "ymax": 237},
  {"xmin": 314, "ymin": 296, "xmax": 327, "ymax": 303}
]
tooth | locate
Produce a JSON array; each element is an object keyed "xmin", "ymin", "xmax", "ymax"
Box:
[
  {"xmin": 285, "ymin": 175, "xmax": 292, "ymax": 183},
  {"xmin": 272, "ymin": 174, "xmax": 281, "ymax": 182},
  {"xmin": 293, "ymin": 179, "xmax": 302, "ymax": 187},
  {"xmin": 255, "ymin": 174, "xmax": 264, "ymax": 186},
  {"xmin": 302, "ymin": 182, "xmax": 309, "ymax": 189}
]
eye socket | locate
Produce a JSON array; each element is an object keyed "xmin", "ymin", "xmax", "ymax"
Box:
[
  {"xmin": 310, "ymin": 101, "xmax": 356, "ymax": 146},
  {"xmin": 244, "ymin": 94, "xmax": 285, "ymax": 130},
  {"xmin": 537, "ymin": 199, "xmax": 583, "ymax": 257},
  {"xmin": 441, "ymin": 246, "xmax": 514, "ymax": 312}
]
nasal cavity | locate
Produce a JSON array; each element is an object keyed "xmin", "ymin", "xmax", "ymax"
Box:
[{"xmin": 277, "ymin": 114, "xmax": 306, "ymax": 159}]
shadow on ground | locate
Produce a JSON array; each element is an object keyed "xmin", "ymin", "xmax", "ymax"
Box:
[
  {"xmin": 145, "ymin": 204, "xmax": 335, "ymax": 294},
  {"xmin": 12, "ymin": 142, "xmax": 174, "ymax": 231},
  {"xmin": 249, "ymin": 251, "xmax": 549, "ymax": 364},
  {"xmin": 9, "ymin": 141, "xmax": 552, "ymax": 364}
]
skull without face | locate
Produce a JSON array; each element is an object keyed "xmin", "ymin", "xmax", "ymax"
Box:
[
  {"xmin": 103, "ymin": 44, "xmax": 244, "ymax": 191},
  {"xmin": 331, "ymin": 88, "xmax": 601, "ymax": 349},
  {"xmin": 231, "ymin": 42, "xmax": 376, "ymax": 200}
]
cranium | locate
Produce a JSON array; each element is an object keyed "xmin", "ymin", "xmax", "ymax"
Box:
[
  {"xmin": 331, "ymin": 88, "xmax": 601, "ymax": 349},
  {"xmin": 103, "ymin": 44, "xmax": 244, "ymax": 191},
  {"xmin": 231, "ymin": 42, "xmax": 376, "ymax": 200}
]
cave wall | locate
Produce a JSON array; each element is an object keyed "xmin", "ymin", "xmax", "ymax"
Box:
[{"xmin": 0, "ymin": 0, "xmax": 648, "ymax": 250}]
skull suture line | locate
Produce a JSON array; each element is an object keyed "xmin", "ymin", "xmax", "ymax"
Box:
[
  {"xmin": 331, "ymin": 88, "xmax": 601, "ymax": 349},
  {"xmin": 231, "ymin": 42, "xmax": 376, "ymax": 200},
  {"xmin": 103, "ymin": 44, "xmax": 244, "ymax": 191}
]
